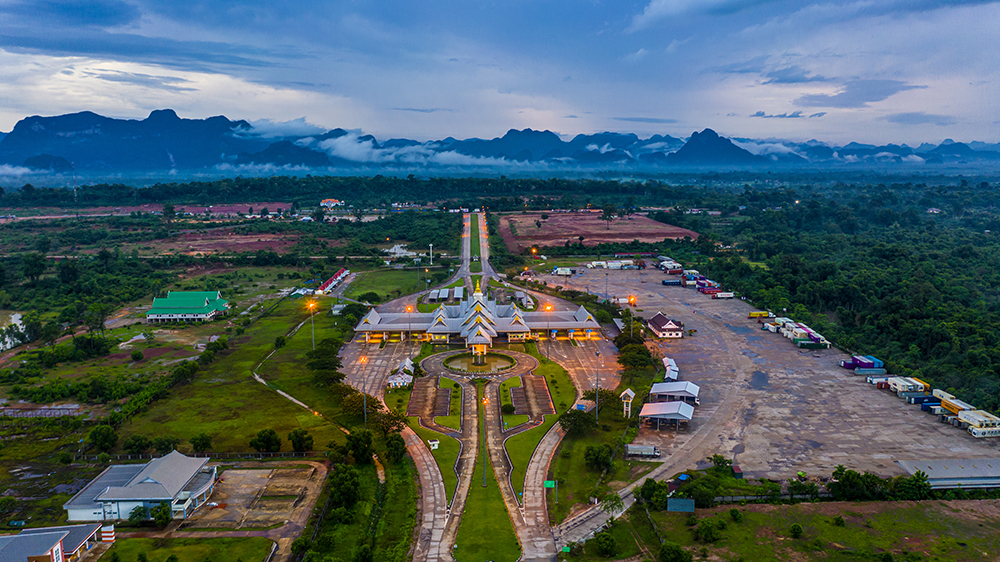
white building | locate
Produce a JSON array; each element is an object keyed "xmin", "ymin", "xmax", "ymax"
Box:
[
  {"xmin": 647, "ymin": 312, "xmax": 684, "ymax": 338},
  {"xmin": 64, "ymin": 451, "xmax": 217, "ymax": 522}
]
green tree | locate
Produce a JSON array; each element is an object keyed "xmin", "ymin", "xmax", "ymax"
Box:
[
  {"xmin": 595, "ymin": 532, "xmax": 617, "ymax": 556},
  {"xmin": 306, "ymin": 338, "xmax": 344, "ymax": 386},
  {"xmin": 137, "ymin": 552, "xmax": 148, "ymax": 562},
  {"xmin": 57, "ymin": 260, "xmax": 81, "ymax": 284},
  {"xmin": 385, "ymin": 432, "xmax": 407, "ymax": 464},
  {"xmin": 152, "ymin": 436, "xmax": 180, "ymax": 454},
  {"xmin": 0, "ymin": 496, "xmax": 16, "ymax": 516},
  {"xmin": 190, "ymin": 433, "xmax": 212, "ymax": 453},
  {"xmin": 162, "ymin": 203, "xmax": 175, "ymax": 224},
  {"xmin": 89, "ymin": 425, "xmax": 118, "ymax": 452},
  {"xmin": 288, "ymin": 428, "xmax": 314, "ymax": 452},
  {"xmin": 584, "ymin": 444, "xmax": 613, "ymax": 471},
  {"xmin": 329, "ymin": 464, "xmax": 361, "ymax": 508},
  {"xmin": 709, "ymin": 454, "xmax": 733, "ymax": 472},
  {"xmin": 274, "ymin": 335, "xmax": 286, "ymax": 349},
  {"xmin": 346, "ymin": 429, "xmax": 373, "ymax": 463},
  {"xmin": 291, "ymin": 538, "xmax": 310, "ymax": 555},
  {"xmin": 128, "ymin": 505, "xmax": 148, "ymax": 525},
  {"xmin": 249, "ymin": 429, "xmax": 282, "ymax": 452},
  {"xmin": 130, "ymin": 350, "xmax": 144, "ymax": 361},
  {"xmin": 601, "ymin": 203, "xmax": 617, "ymax": 229},
  {"xmin": 372, "ymin": 408, "xmax": 407, "ymax": 437},
  {"xmin": 109, "ymin": 553, "xmax": 121, "ymax": 562},
  {"xmin": 123, "ymin": 435, "xmax": 151, "ymax": 455},
  {"xmin": 150, "ymin": 502, "xmax": 172, "ymax": 527},
  {"xmin": 659, "ymin": 541, "xmax": 692, "ymax": 562},
  {"xmin": 352, "ymin": 544, "xmax": 373, "ymax": 562},
  {"xmin": 557, "ymin": 408, "xmax": 597, "ymax": 436},
  {"xmin": 600, "ymin": 492, "xmax": 625, "ymax": 520},
  {"xmin": 790, "ymin": 523, "xmax": 803, "ymax": 538},
  {"xmin": 97, "ymin": 452, "xmax": 111, "ymax": 463},
  {"xmin": 21, "ymin": 252, "xmax": 46, "ymax": 283}
]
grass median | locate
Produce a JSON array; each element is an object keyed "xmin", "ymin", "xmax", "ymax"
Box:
[
  {"xmin": 407, "ymin": 417, "xmax": 461, "ymax": 505},
  {"xmin": 105, "ymin": 538, "xmax": 273, "ymax": 562}
]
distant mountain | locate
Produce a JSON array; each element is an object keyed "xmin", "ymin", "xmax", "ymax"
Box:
[
  {"xmin": 2, "ymin": 108, "xmax": 999, "ymax": 174},
  {"xmin": 666, "ymin": 129, "xmax": 766, "ymax": 164}
]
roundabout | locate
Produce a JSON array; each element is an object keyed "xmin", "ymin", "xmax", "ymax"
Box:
[
  {"xmin": 420, "ymin": 349, "xmax": 539, "ymax": 380},
  {"xmin": 443, "ymin": 351, "xmax": 516, "ymax": 374}
]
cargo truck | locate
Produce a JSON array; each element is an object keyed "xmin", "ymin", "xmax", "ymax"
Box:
[
  {"xmin": 748, "ymin": 311, "xmax": 773, "ymax": 319},
  {"xmin": 968, "ymin": 427, "xmax": 1000, "ymax": 438},
  {"xmin": 625, "ymin": 444, "xmax": 661, "ymax": 458},
  {"xmin": 712, "ymin": 292, "xmax": 735, "ymax": 299},
  {"xmin": 959, "ymin": 410, "xmax": 1000, "ymax": 428}
]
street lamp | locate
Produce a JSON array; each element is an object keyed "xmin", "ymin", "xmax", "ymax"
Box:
[
  {"xmin": 308, "ymin": 302, "xmax": 316, "ymax": 351},
  {"xmin": 544, "ymin": 304, "xmax": 553, "ymax": 359},
  {"xmin": 595, "ymin": 350, "xmax": 601, "ymax": 424},
  {"xmin": 359, "ymin": 356, "xmax": 369, "ymax": 429},
  {"xmin": 482, "ymin": 393, "xmax": 488, "ymax": 487},
  {"xmin": 405, "ymin": 305, "xmax": 413, "ymax": 359}
]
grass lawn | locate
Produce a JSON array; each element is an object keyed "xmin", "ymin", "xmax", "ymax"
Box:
[
  {"xmin": 417, "ymin": 302, "xmax": 441, "ymax": 313},
  {"xmin": 345, "ymin": 268, "xmax": 424, "ymax": 302},
  {"xmin": 501, "ymin": 342, "xmax": 577, "ymax": 498},
  {"xmin": 105, "ymin": 537, "xmax": 273, "ymax": 562},
  {"xmin": 470, "ymin": 213, "xmax": 481, "ymax": 257},
  {"xmin": 435, "ymin": 377, "xmax": 462, "ymax": 431},
  {"xmin": 644, "ymin": 500, "xmax": 1000, "ymax": 562},
  {"xmin": 498, "ymin": 376, "xmax": 528, "ymax": 428},
  {"xmin": 407, "ymin": 417, "xmax": 461, "ymax": 505},
  {"xmin": 121, "ymin": 299, "xmax": 346, "ymax": 453},
  {"xmin": 569, "ymin": 509, "xmax": 660, "ymax": 561},
  {"xmin": 454, "ymin": 382, "xmax": 521, "ymax": 562}
]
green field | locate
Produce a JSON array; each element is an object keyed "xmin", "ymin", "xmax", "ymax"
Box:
[
  {"xmin": 498, "ymin": 376, "xmax": 529, "ymax": 428},
  {"xmin": 407, "ymin": 417, "xmax": 461, "ymax": 505},
  {"xmin": 501, "ymin": 342, "xmax": 576, "ymax": 498},
  {"xmin": 105, "ymin": 537, "xmax": 273, "ymax": 562},
  {"xmin": 121, "ymin": 299, "xmax": 347, "ymax": 453},
  {"xmin": 345, "ymin": 268, "xmax": 425, "ymax": 302},
  {"xmin": 470, "ymin": 214, "xmax": 483, "ymax": 273},
  {"xmin": 630, "ymin": 500, "xmax": 1000, "ymax": 562},
  {"xmin": 454, "ymin": 382, "xmax": 521, "ymax": 562},
  {"xmin": 434, "ymin": 377, "xmax": 462, "ymax": 430}
]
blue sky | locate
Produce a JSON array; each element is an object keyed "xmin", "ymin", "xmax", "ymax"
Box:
[{"xmin": 0, "ymin": 0, "xmax": 997, "ymax": 145}]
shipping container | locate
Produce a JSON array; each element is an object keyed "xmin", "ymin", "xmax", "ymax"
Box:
[
  {"xmin": 910, "ymin": 378, "xmax": 931, "ymax": 392},
  {"xmin": 798, "ymin": 341, "xmax": 830, "ymax": 349},
  {"xmin": 661, "ymin": 279, "xmax": 682, "ymax": 286},
  {"xmin": 898, "ymin": 391, "xmax": 930, "ymax": 399},
  {"xmin": 866, "ymin": 376, "xmax": 891, "ymax": 384},
  {"xmin": 968, "ymin": 427, "xmax": 1000, "ymax": 438},
  {"xmin": 840, "ymin": 360, "xmax": 856, "ymax": 369},
  {"xmin": 625, "ymin": 444, "xmax": 661, "ymax": 457},
  {"xmin": 865, "ymin": 356, "xmax": 885, "ymax": 369},
  {"xmin": 902, "ymin": 377, "xmax": 926, "ymax": 392},
  {"xmin": 700, "ymin": 288, "xmax": 722, "ymax": 294},
  {"xmin": 929, "ymin": 406, "xmax": 945, "ymax": 415},
  {"xmin": 854, "ymin": 367, "xmax": 887, "ymax": 375},
  {"xmin": 748, "ymin": 311, "xmax": 772, "ymax": 318},
  {"xmin": 932, "ymin": 389, "xmax": 955, "ymax": 401},
  {"xmin": 941, "ymin": 398, "xmax": 976, "ymax": 415},
  {"xmin": 712, "ymin": 292, "xmax": 735, "ymax": 299},
  {"xmin": 908, "ymin": 396, "xmax": 937, "ymax": 404},
  {"xmin": 876, "ymin": 382, "xmax": 890, "ymax": 389},
  {"xmin": 920, "ymin": 401, "xmax": 942, "ymax": 411},
  {"xmin": 959, "ymin": 410, "xmax": 1000, "ymax": 428},
  {"xmin": 667, "ymin": 268, "xmax": 683, "ymax": 275}
]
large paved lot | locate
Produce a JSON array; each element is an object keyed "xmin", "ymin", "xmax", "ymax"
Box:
[{"xmin": 547, "ymin": 267, "xmax": 1000, "ymax": 479}]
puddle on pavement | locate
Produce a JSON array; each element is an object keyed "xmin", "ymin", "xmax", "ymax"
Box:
[{"xmin": 749, "ymin": 371, "xmax": 769, "ymax": 389}]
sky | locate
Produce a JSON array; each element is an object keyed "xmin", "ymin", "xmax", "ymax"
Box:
[{"xmin": 0, "ymin": 0, "xmax": 998, "ymax": 145}]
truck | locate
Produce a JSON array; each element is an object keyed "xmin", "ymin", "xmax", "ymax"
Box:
[
  {"xmin": 625, "ymin": 444, "xmax": 661, "ymax": 458},
  {"xmin": 700, "ymin": 288, "xmax": 722, "ymax": 295},
  {"xmin": 662, "ymin": 279, "xmax": 682, "ymax": 286},
  {"xmin": 854, "ymin": 367, "xmax": 887, "ymax": 375},
  {"xmin": 748, "ymin": 311, "xmax": 773, "ymax": 319},
  {"xmin": 667, "ymin": 268, "xmax": 684, "ymax": 275},
  {"xmin": 798, "ymin": 341, "xmax": 830, "ymax": 349},
  {"xmin": 712, "ymin": 292, "xmax": 735, "ymax": 299}
]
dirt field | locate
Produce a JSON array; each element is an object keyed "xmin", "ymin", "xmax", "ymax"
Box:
[
  {"xmin": 546, "ymin": 267, "xmax": 1000, "ymax": 480},
  {"xmin": 497, "ymin": 212, "xmax": 698, "ymax": 253},
  {"xmin": 185, "ymin": 465, "xmax": 321, "ymax": 530},
  {"xmin": 0, "ymin": 202, "xmax": 293, "ymax": 219},
  {"xmin": 139, "ymin": 229, "xmax": 301, "ymax": 255}
]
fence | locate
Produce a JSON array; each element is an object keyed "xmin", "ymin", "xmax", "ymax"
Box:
[
  {"xmin": 80, "ymin": 451, "xmax": 324, "ymax": 462},
  {"xmin": 712, "ymin": 491, "xmax": 832, "ymax": 503}
]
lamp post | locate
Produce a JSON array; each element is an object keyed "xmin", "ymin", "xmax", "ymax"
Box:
[
  {"xmin": 605, "ymin": 272, "xmax": 608, "ymax": 301},
  {"xmin": 359, "ymin": 356, "xmax": 369, "ymax": 429},
  {"xmin": 595, "ymin": 349, "xmax": 601, "ymax": 424},
  {"xmin": 482, "ymin": 391, "xmax": 488, "ymax": 487},
  {"xmin": 544, "ymin": 304, "xmax": 553, "ymax": 360},
  {"xmin": 308, "ymin": 302, "xmax": 316, "ymax": 351},
  {"xmin": 405, "ymin": 305, "xmax": 413, "ymax": 359}
]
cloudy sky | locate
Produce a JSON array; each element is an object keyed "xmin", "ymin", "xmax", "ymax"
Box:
[{"xmin": 0, "ymin": 0, "xmax": 997, "ymax": 145}]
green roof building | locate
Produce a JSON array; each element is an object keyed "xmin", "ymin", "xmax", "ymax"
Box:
[{"xmin": 146, "ymin": 291, "xmax": 229, "ymax": 323}]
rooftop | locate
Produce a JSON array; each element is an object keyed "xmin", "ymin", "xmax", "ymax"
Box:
[
  {"xmin": 639, "ymin": 401, "xmax": 694, "ymax": 420},
  {"xmin": 897, "ymin": 458, "xmax": 1000, "ymax": 488}
]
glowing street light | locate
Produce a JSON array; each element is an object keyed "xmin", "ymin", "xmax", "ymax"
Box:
[
  {"xmin": 544, "ymin": 304, "xmax": 553, "ymax": 359},
  {"xmin": 405, "ymin": 305, "xmax": 413, "ymax": 359},
  {"xmin": 308, "ymin": 301, "xmax": 316, "ymax": 350},
  {"xmin": 359, "ymin": 356, "xmax": 369, "ymax": 428}
]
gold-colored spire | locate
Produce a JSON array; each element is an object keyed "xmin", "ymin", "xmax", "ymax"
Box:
[{"xmin": 476, "ymin": 279, "xmax": 481, "ymax": 293}]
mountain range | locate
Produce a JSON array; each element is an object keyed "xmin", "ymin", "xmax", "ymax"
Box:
[{"xmin": 2, "ymin": 109, "xmax": 999, "ymax": 174}]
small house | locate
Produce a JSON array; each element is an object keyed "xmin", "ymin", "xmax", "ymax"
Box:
[
  {"xmin": 647, "ymin": 312, "xmax": 684, "ymax": 338},
  {"xmin": 649, "ymin": 381, "xmax": 700, "ymax": 406}
]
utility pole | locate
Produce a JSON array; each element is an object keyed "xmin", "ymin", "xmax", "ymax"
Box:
[{"xmin": 595, "ymin": 349, "xmax": 601, "ymax": 424}]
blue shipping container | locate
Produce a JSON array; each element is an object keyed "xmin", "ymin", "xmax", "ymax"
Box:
[
  {"xmin": 854, "ymin": 367, "xmax": 887, "ymax": 375},
  {"xmin": 921, "ymin": 402, "xmax": 942, "ymax": 411},
  {"xmin": 865, "ymin": 355, "xmax": 885, "ymax": 368}
]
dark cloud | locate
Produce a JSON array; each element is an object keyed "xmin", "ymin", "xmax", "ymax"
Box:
[
  {"xmin": 80, "ymin": 69, "xmax": 197, "ymax": 92},
  {"xmin": 391, "ymin": 107, "xmax": 452, "ymax": 113},
  {"xmin": 794, "ymin": 79, "xmax": 925, "ymax": 108},
  {"xmin": 809, "ymin": 112, "xmax": 827, "ymax": 118},
  {"xmin": 883, "ymin": 112, "xmax": 957, "ymax": 126},
  {"xmin": 0, "ymin": 0, "xmax": 140, "ymax": 28},
  {"xmin": 762, "ymin": 65, "xmax": 828, "ymax": 84},
  {"xmin": 750, "ymin": 111, "xmax": 804, "ymax": 118},
  {"xmin": 0, "ymin": 30, "xmax": 283, "ymax": 71},
  {"xmin": 613, "ymin": 117, "xmax": 678, "ymax": 124}
]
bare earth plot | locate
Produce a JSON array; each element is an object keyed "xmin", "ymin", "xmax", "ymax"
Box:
[
  {"xmin": 496, "ymin": 211, "xmax": 697, "ymax": 254},
  {"xmin": 550, "ymin": 268, "xmax": 1000, "ymax": 480}
]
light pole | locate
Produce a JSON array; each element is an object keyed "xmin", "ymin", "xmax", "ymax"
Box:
[
  {"xmin": 544, "ymin": 304, "xmax": 553, "ymax": 360},
  {"xmin": 605, "ymin": 272, "xmax": 608, "ymax": 301},
  {"xmin": 406, "ymin": 305, "xmax": 413, "ymax": 359},
  {"xmin": 482, "ymin": 390, "xmax": 488, "ymax": 487},
  {"xmin": 595, "ymin": 349, "xmax": 601, "ymax": 424},
  {"xmin": 359, "ymin": 356, "xmax": 369, "ymax": 429},
  {"xmin": 308, "ymin": 302, "xmax": 316, "ymax": 351}
]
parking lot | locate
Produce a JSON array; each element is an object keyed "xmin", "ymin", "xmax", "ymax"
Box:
[{"xmin": 546, "ymin": 267, "xmax": 1000, "ymax": 479}]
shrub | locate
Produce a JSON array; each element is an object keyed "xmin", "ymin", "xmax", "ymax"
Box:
[
  {"xmin": 729, "ymin": 508, "xmax": 743, "ymax": 523},
  {"xmin": 130, "ymin": 350, "xmax": 144, "ymax": 361},
  {"xmin": 833, "ymin": 515, "xmax": 845, "ymax": 527},
  {"xmin": 501, "ymin": 403, "xmax": 516, "ymax": 415},
  {"xmin": 790, "ymin": 523, "xmax": 804, "ymax": 538},
  {"xmin": 659, "ymin": 541, "xmax": 692, "ymax": 562},
  {"xmin": 58, "ymin": 452, "xmax": 73, "ymax": 465},
  {"xmin": 97, "ymin": 452, "xmax": 111, "ymax": 463},
  {"xmin": 594, "ymin": 532, "xmax": 617, "ymax": 556}
]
